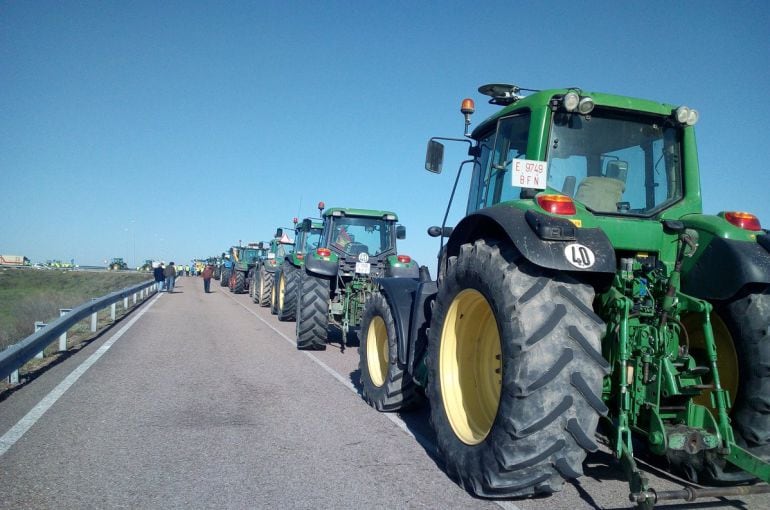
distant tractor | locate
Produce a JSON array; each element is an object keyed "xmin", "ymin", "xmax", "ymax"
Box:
[
  {"xmin": 253, "ymin": 230, "xmax": 293, "ymax": 307},
  {"xmin": 294, "ymin": 203, "xmax": 418, "ymax": 350},
  {"xmin": 137, "ymin": 259, "xmax": 153, "ymax": 272},
  {"xmin": 108, "ymin": 258, "xmax": 128, "ymax": 271},
  {"xmin": 227, "ymin": 244, "xmax": 262, "ymax": 294},
  {"xmin": 271, "ymin": 216, "xmax": 324, "ymax": 321}
]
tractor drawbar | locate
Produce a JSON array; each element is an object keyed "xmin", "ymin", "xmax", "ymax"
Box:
[{"xmin": 631, "ymin": 483, "xmax": 770, "ymax": 507}]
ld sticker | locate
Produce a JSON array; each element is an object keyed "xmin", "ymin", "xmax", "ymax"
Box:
[{"xmin": 564, "ymin": 243, "xmax": 595, "ymax": 269}]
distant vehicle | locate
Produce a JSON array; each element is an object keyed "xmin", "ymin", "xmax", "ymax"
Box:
[
  {"xmin": 137, "ymin": 259, "xmax": 153, "ymax": 272},
  {"xmin": 0, "ymin": 254, "xmax": 30, "ymax": 266},
  {"xmin": 47, "ymin": 260, "xmax": 75, "ymax": 269},
  {"xmin": 108, "ymin": 258, "xmax": 128, "ymax": 271}
]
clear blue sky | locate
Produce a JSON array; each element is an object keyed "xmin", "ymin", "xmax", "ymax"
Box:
[{"xmin": 2, "ymin": 1, "xmax": 769, "ymax": 270}]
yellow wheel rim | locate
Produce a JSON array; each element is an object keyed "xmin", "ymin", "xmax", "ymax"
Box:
[
  {"xmin": 440, "ymin": 289, "xmax": 502, "ymax": 445},
  {"xmin": 279, "ymin": 275, "xmax": 286, "ymax": 309},
  {"xmin": 682, "ymin": 312, "xmax": 739, "ymax": 412},
  {"xmin": 366, "ymin": 316, "xmax": 388, "ymax": 387}
]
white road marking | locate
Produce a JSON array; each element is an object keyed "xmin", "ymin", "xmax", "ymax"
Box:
[
  {"xmin": 0, "ymin": 293, "xmax": 162, "ymax": 457},
  {"xmin": 226, "ymin": 293, "xmax": 523, "ymax": 510}
]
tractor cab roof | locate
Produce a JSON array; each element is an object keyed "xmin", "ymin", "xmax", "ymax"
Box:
[
  {"xmin": 322, "ymin": 207, "xmax": 399, "ymax": 221},
  {"xmin": 473, "ymin": 87, "xmax": 682, "ymax": 138}
]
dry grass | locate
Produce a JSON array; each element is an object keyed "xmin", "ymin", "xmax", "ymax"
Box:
[{"xmin": 0, "ymin": 268, "xmax": 150, "ymax": 351}]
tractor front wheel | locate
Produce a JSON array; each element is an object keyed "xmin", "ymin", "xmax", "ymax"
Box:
[
  {"xmin": 426, "ymin": 238, "xmax": 608, "ymax": 498},
  {"xmin": 257, "ymin": 266, "xmax": 272, "ymax": 307},
  {"xmin": 359, "ymin": 293, "xmax": 423, "ymax": 411},
  {"xmin": 277, "ymin": 262, "xmax": 299, "ymax": 322},
  {"xmin": 220, "ymin": 268, "xmax": 230, "ymax": 287},
  {"xmin": 270, "ymin": 271, "xmax": 280, "ymax": 315},
  {"xmin": 233, "ymin": 271, "xmax": 245, "ymax": 294},
  {"xmin": 295, "ymin": 272, "xmax": 329, "ymax": 350}
]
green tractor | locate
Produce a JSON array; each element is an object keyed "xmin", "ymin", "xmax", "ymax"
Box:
[
  {"xmin": 137, "ymin": 259, "xmax": 153, "ymax": 272},
  {"xmin": 226, "ymin": 244, "xmax": 262, "ymax": 294},
  {"xmin": 208, "ymin": 256, "xmax": 222, "ymax": 280},
  {"xmin": 357, "ymin": 84, "xmax": 770, "ymax": 507},
  {"xmin": 295, "ymin": 203, "xmax": 419, "ymax": 350},
  {"xmin": 271, "ymin": 216, "xmax": 325, "ymax": 321},
  {"xmin": 252, "ymin": 230, "xmax": 293, "ymax": 307},
  {"xmin": 108, "ymin": 257, "xmax": 128, "ymax": 271}
]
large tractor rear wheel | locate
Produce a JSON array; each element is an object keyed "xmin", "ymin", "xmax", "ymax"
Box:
[
  {"xmin": 426, "ymin": 238, "xmax": 608, "ymax": 498},
  {"xmin": 277, "ymin": 262, "xmax": 299, "ymax": 322},
  {"xmin": 359, "ymin": 293, "xmax": 423, "ymax": 411},
  {"xmin": 296, "ymin": 272, "xmax": 329, "ymax": 350},
  {"xmin": 257, "ymin": 266, "xmax": 272, "ymax": 307}
]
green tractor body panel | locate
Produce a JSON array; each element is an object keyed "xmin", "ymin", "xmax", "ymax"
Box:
[
  {"xmin": 370, "ymin": 84, "xmax": 770, "ymax": 505},
  {"xmin": 288, "ymin": 219, "xmax": 324, "ymax": 268}
]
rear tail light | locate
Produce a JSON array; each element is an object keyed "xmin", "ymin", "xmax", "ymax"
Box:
[
  {"xmin": 296, "ymin": 253, "xmax": 304, "ymax": 260},
  {"xmin": 723, "ymin": 211, "xmax": 762, "ymax": 231},
  {"xmin": 397, "ymin": 255, "xmax": 411, "ymax": 264},
  {"xmin": 316, "ymin": 247, "xmax": 331, "ymax": 257},
  {"xmin": 537, "ymin": 194, "xmax": 576, "ymax": 215}
]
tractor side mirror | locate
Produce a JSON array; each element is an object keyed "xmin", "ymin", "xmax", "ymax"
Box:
[
  {"xmin": 428, "ymin": 226, "xmax": 454, "ymax": 237},
  {"xmin": 425, "ymin": 140, "xmax": 444, "ymax": 174},
  {"xmin": 274, "ymin": 227, "xmax": 283, "ymax": 238},
  {"xmin": 302, "ymin": 218, "xmax": 312, "ymax": 231},
  {"xmin": 396, "ymin": 225, "xmax": 406, "ymax": 240}
]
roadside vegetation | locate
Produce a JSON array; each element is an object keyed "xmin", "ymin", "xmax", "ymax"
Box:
[{"xmin": 0, "ymin": 268, "xmax": 150, "ymax": 351}]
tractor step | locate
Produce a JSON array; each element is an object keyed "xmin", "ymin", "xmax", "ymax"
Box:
[
  {"xmin": 680, "ymin": 366, "xmax": 710, "ymax": 377},
  {"xmin": 686, "ymin": 384, "xmax": 715, "ymax": 390}
]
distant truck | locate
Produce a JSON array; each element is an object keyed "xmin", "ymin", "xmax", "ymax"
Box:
[{"xmin": 0, "ymin": 254, "xmax": 30, "ymax": 266}]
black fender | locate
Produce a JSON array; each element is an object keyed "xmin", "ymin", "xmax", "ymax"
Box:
[
  {"xmin": 305, "ymin": 256, "xmax": 339, "ymax": 277},
  {"xmin": 375, "ymin": 277, "xmax": 437, "ymax": 371},
  {"xmin": 683, "ymin": 233, "xmax": 770, "ymax": 300},
  {"xmin": 446, "ymin": 205, "xmax": 616, "ymax": 279},
  {"xmin": 386, "ymin": 264, "xmax": 420, "ymax": 279}
]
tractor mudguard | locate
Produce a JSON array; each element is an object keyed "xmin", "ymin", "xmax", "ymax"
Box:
[
  {"xmin": 683, "ymin": 234, "xmax": 770, "ymax": 300},
  {"xmin": 386, "ymin": 264, "xmax": 420, "ymax": 279},
  {"xmin": 305, "ymin": 256, "xmax": 339, "ymax": 277},
  {"xmin": 446, "ymin": 205, "xmax": 616, "ymax": 276},
  {"xmin": 375, "ymin": 277, "xmax": 437, "ymax": 368}
]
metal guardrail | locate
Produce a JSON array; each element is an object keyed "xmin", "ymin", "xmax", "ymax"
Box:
[{"xmin": 0, "ymin": 280, "xmax": 157, "ymax": 382}]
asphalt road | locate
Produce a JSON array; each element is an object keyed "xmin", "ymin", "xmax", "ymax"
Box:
[{"xmin": 1, "ymin": 276, "xmax": 767, "ymax": 509}]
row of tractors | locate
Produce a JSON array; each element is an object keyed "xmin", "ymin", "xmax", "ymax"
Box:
[
  {"xmin": 216, "ymin": 203, "xmax": 419, "ymax": 352},
  {"xmin": 219, "ymin": 85, "xmax": 770, "ymax": 508}
]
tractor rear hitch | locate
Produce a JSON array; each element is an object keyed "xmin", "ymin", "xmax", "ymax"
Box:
[{"xmin": 631, "ymin": 483, "xmax": 770, "ymax": 507}]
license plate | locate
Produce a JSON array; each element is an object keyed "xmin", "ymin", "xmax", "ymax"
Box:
[{"xmin": 355, "ymin": 262, "xmax": 371, "ymax": 274}]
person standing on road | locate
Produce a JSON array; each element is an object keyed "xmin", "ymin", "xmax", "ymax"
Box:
[
  {"xmin": 202, "ymin": 264, "xmax": 214, "ymax": 293},
  {"xmin": 164, "ymin": 261, "xmax": 177, "ymax": 293},
  {"xmin": 153, "ymin": 261, "xmax": 165, "ymax": 292}
]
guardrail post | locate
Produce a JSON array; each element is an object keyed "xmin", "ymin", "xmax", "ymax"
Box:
[
  {"xmin": 133, "ymin": 292, "xmax": 137, "ymax": 305},
  {"xmin": 8, "ymin": 369, "xmax": 18, "ymax": 385},
  {"xmin": 89, "ymin": 298, "xmax": 98, "ymax": 332},
  {"xmin": 35, "ymin": 322, "xmax": 47, "ymax": 358},
  {"xmin": 59, "ymin": 309, "xmax": 71, "ymax": 351},
  {"xmin": 111, "ymin": 302, "xmax": 116, "ymax": 321},
  {"xmin": 123, "ymin": 296, "xmax": 129, "ymax": 309}
]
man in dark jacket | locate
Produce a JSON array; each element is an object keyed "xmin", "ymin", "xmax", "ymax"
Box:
[
  {"xmin": 153, "ymin": 263, "xmax": 165, "ymax": 291},
  {"xmin": 164, "ymin": 262, "xmax": 177, "ymax": 293},
  {"xmin": 202, "ymin": 264, "xmax": 214, "ymax": 293}
]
